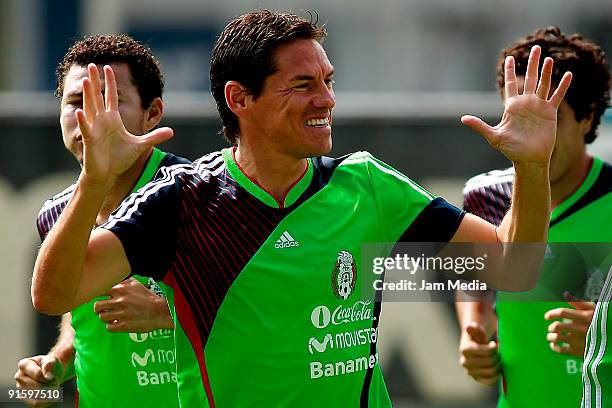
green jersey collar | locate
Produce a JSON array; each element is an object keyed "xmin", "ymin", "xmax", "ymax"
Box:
[
  {"xmin": 132, "ymin": 148, "xmax": 166, "ymax": 193},
  {"xmin": 222, "ymin": 147, "xmax": 313, "ymax": 209},
  {"xmin": 551, "ymin": 157, "xmax": 602, "ymax": 222}
]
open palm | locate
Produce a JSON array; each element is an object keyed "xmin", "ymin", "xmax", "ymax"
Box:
[
  {"xmin": 76, "ymin": 64, "xmax": 173, "ymax": 188},
  {"xmin": 462, "ymin": 46, "xmax": 572, "ymax": 165}
]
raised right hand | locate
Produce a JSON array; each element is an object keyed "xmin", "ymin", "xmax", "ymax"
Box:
[
  {"xmin": 76, "ymin": 64, "xmax": 173, "ymax": 189},
  {"xmin": 14, "ymin": 355, "xmax": 65, "ymax": 407},
  {"xmin": 459, "ymin": 323, "xmax": 501, "ymax": 386}
]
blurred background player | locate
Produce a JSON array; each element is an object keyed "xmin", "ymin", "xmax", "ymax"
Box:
[
  {"xmin": 456, "ymin": 26, "xmax": 612, "ymax": 408},
  {"xmin": 14, "ymin": 35, "xmax": 188, "ymax": 407}
]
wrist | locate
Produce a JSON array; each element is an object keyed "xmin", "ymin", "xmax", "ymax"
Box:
[
  {"xmin": 77, "ymin": 171, "xmax": 113, "ymax": 196},
  {"xmin": 513, "ymin": 161, "xmax": 550, "ymax": 179},
  {"xmin": 155, "ymin": 297, "xmax": 174, "ymax": 329}
]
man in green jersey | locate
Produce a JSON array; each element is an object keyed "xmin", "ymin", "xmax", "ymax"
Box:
[
  {"xmin": 30, "ymin": 11, "xmax": 571, "ymax": 406},
  {"xmin": 14, "ymin": 35, "xmax": 186, "ymax": 407},
  {"xmin": 456, "ymin": 27, "xmax": 611, "ymax": 408}
]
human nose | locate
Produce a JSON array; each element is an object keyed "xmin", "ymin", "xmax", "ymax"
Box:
[{"xmin": 312, "ymin": 82, "xmax": 335, "ymax": 110}]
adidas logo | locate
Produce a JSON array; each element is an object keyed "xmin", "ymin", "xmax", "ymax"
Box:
[{"xmin": 275, "ymin": 231, "xmax": 300, "ymax": 249}]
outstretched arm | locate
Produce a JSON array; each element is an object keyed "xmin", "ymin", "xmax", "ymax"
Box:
[{"xmin": 32, "ymin": 64, "xmax": 173, "ymax": 315}]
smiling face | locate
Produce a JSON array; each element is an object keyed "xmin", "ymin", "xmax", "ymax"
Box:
[
  {"xmin": 242, "ymin": 39, "xmax": 335, "ymax": 159},
  {"xmin": 59, "ymin": 63, "xmax": 148, "ymax": 164}
]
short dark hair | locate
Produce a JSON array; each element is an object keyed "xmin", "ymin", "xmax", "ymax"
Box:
[
  {"xmin": 210, "ymin": 10, "xmax": 327, "ymax": 144},
  {"xmin": 56, "ymin": 34, "xmax": 164, "ymax": 109},
  {"xmin": 497, "ymin": 26, "xmax": 611, "ymax": 144}
]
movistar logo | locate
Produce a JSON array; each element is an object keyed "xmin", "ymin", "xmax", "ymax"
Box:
[
  {"xmin": 308, "ymin": 334, "xmax": 334, "ymax": 354},
  {"xmin": 275, "ymin": 231, "xmax": 299, "ymax": 249},
  {"xmin": 131, "ymin": 349, "xmax": 155, "ymax": 367}
]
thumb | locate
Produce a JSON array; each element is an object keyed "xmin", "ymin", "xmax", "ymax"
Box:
[
  {"xmin": 564, "ymin": 291, "xmax": 595, "ymax": 310},
  {"xmin": 466, "ymin": 323, "xmax": 488, "ymax": 344},
  {"xmin": 140, "ymin": 127, "xmax": 174, "ymax": 148},
  {"xmin": 569, "ymin": 300, "xmax": 595, "ymax": 311},
  {"xmin": 461, "ymin": 115, "xmax": 497, "ymax": 146},
  {"xmin": 41, "ymin": 356, "xmax": 61, "ymax": 381}
]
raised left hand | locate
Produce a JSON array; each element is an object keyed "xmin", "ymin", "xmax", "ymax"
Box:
[{"xmin": 462, "ymin": 45, "xmax": 572, "ymax": 166}]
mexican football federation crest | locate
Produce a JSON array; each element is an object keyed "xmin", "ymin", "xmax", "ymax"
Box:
[{"xmin": 332, "ymin": 250, "xmax": 357, "ymax": 300}]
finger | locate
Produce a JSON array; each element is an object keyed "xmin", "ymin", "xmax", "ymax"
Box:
[
  {"xmin": 104, "ymin": 65, "xmax": 119, "ymax": 111},
  {"xmin": 474, "ymin": 375, "xmax": 500, "ymax": 386},
  {"xmin": 548, "ymin": 71, "xmax": 573, "ymax": 108},
  {"xmin": 545, "ymin": 308, "xmax": 582, "ymax": 320},
  {"xmin": 93, "ymin": 298, "xmax": 117, "ymax": 314},
  {"xmin": 82, "ymin": 78, "xmax": 96, "ymax": 123},
  {"xmin": 547, "ymin": 331, "xmax": 575, "ymax": 344},
  {"xmin": 535, "ymin": 57, "xmax": 553, "ymax": 99},
  {"xmin": 139, "ymin": 127, "xmax": 174, "ymax": 148},
  {"xmin": 504, "ymin": 56, "xmax": 518, "ymax": 99},
  {"xmin": 16, "ymin": 376, "xmax": 46, "ymax": 390},
  {"xmin": 98, "ymin": 310, "xmax": 122, "ymax": 323},
  {"xmin": 548, "ymin": 320, "xmax": 589, "ymax": 333},
  {"xmin": 523, "ymin": 45, "xmax": 541, "ymax": 94},
  {"xmin": 466, "ymin": 324, "xmax": 488, "ymax": 344},
  {"xmin": 568, "ymin": 300, "xmax": 595, "ymax": 311},
  {"xmin": 107, "ymin": 279, "xmax": 137, "ymax": 295},
  {"xmin": 466, "ymin": 365, "xmax": 501, "ymax": 378},
  {"xmin": 549, "ymin": 341, "xmax": 580, "ymax": 356},
  {"xmin": 106, "ymin": 321, "xmax": 128, "ymax": 333},
  {"xmin": 42, "ymin": 355, "xmax": 64, "ymax": 384},
  {"xmin": 75, "ymin": 109, "xmax": 92, "ymax": 143},
  {"xmin": 462, "ymin": 344, "xmax": 499, "ymax": 358},
  {"xmin": 40, "ymin": 356, "xmax": 59, "ymax": 381},
  {"xmin": 461, "ymin": 116, "xmax": 497, "ymax": 147},
  {"xmin": 17, "ymin": 359, "xmax": 47, "ymax": 383},
  {"xmin": 459, "ymin": 355, "xmax": 499, "ymax": 370},
  {"xmin": 87, "ymin": 63, "xmax": 104, "ymax": 113}
]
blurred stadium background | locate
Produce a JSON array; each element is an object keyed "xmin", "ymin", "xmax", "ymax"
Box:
[{"xmin": 1, "ymin": 0, "xmax": 611, "ymax": 406}]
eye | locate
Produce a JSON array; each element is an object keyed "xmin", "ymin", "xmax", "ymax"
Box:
[
  {"xmin": 65, "ymin": 99, "xmax": 83, "ymax": 109},
  {"xmin": 325, "ymin": 78, "xmax": 335, "ymax": 89},
  {"xmin": 293, "ymin": 82, "xmax": 310, "ymax": 91}
]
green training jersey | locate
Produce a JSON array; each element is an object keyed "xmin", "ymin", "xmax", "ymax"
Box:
[
  {"xmin": 37, "ymin": 148, "xmax": 190, "ymax": 407},
  {"xmin": 103, "ymin": 149, "xmax": 465, "ymax": 407},
  {"xmin": 582, "ymin": 162, "xmax": 612, "ymax": 408},
  {"xmin": 463, "ymin": 157, "xmax": 612, "ymax": 408}
]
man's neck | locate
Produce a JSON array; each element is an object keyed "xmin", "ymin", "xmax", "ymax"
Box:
[
  {"xmin": 234, "ymin": 142, "xmax": 308, "ymax": 204},
  {"xmin": 551, "ymin": 154, "xmax": 593, "ymax": 209},
  {"xmin": 96, "ymin": 148, "xmax": 154, "ymax": 225}
]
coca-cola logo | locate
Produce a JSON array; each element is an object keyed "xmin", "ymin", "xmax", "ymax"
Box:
[
  {"xmin": 129, "ymin": 329, "xmax": 173, "ymax": 343},
  {"xmin": 310, "ymin": 300, "xmax": 374, "ymax": 329}
]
